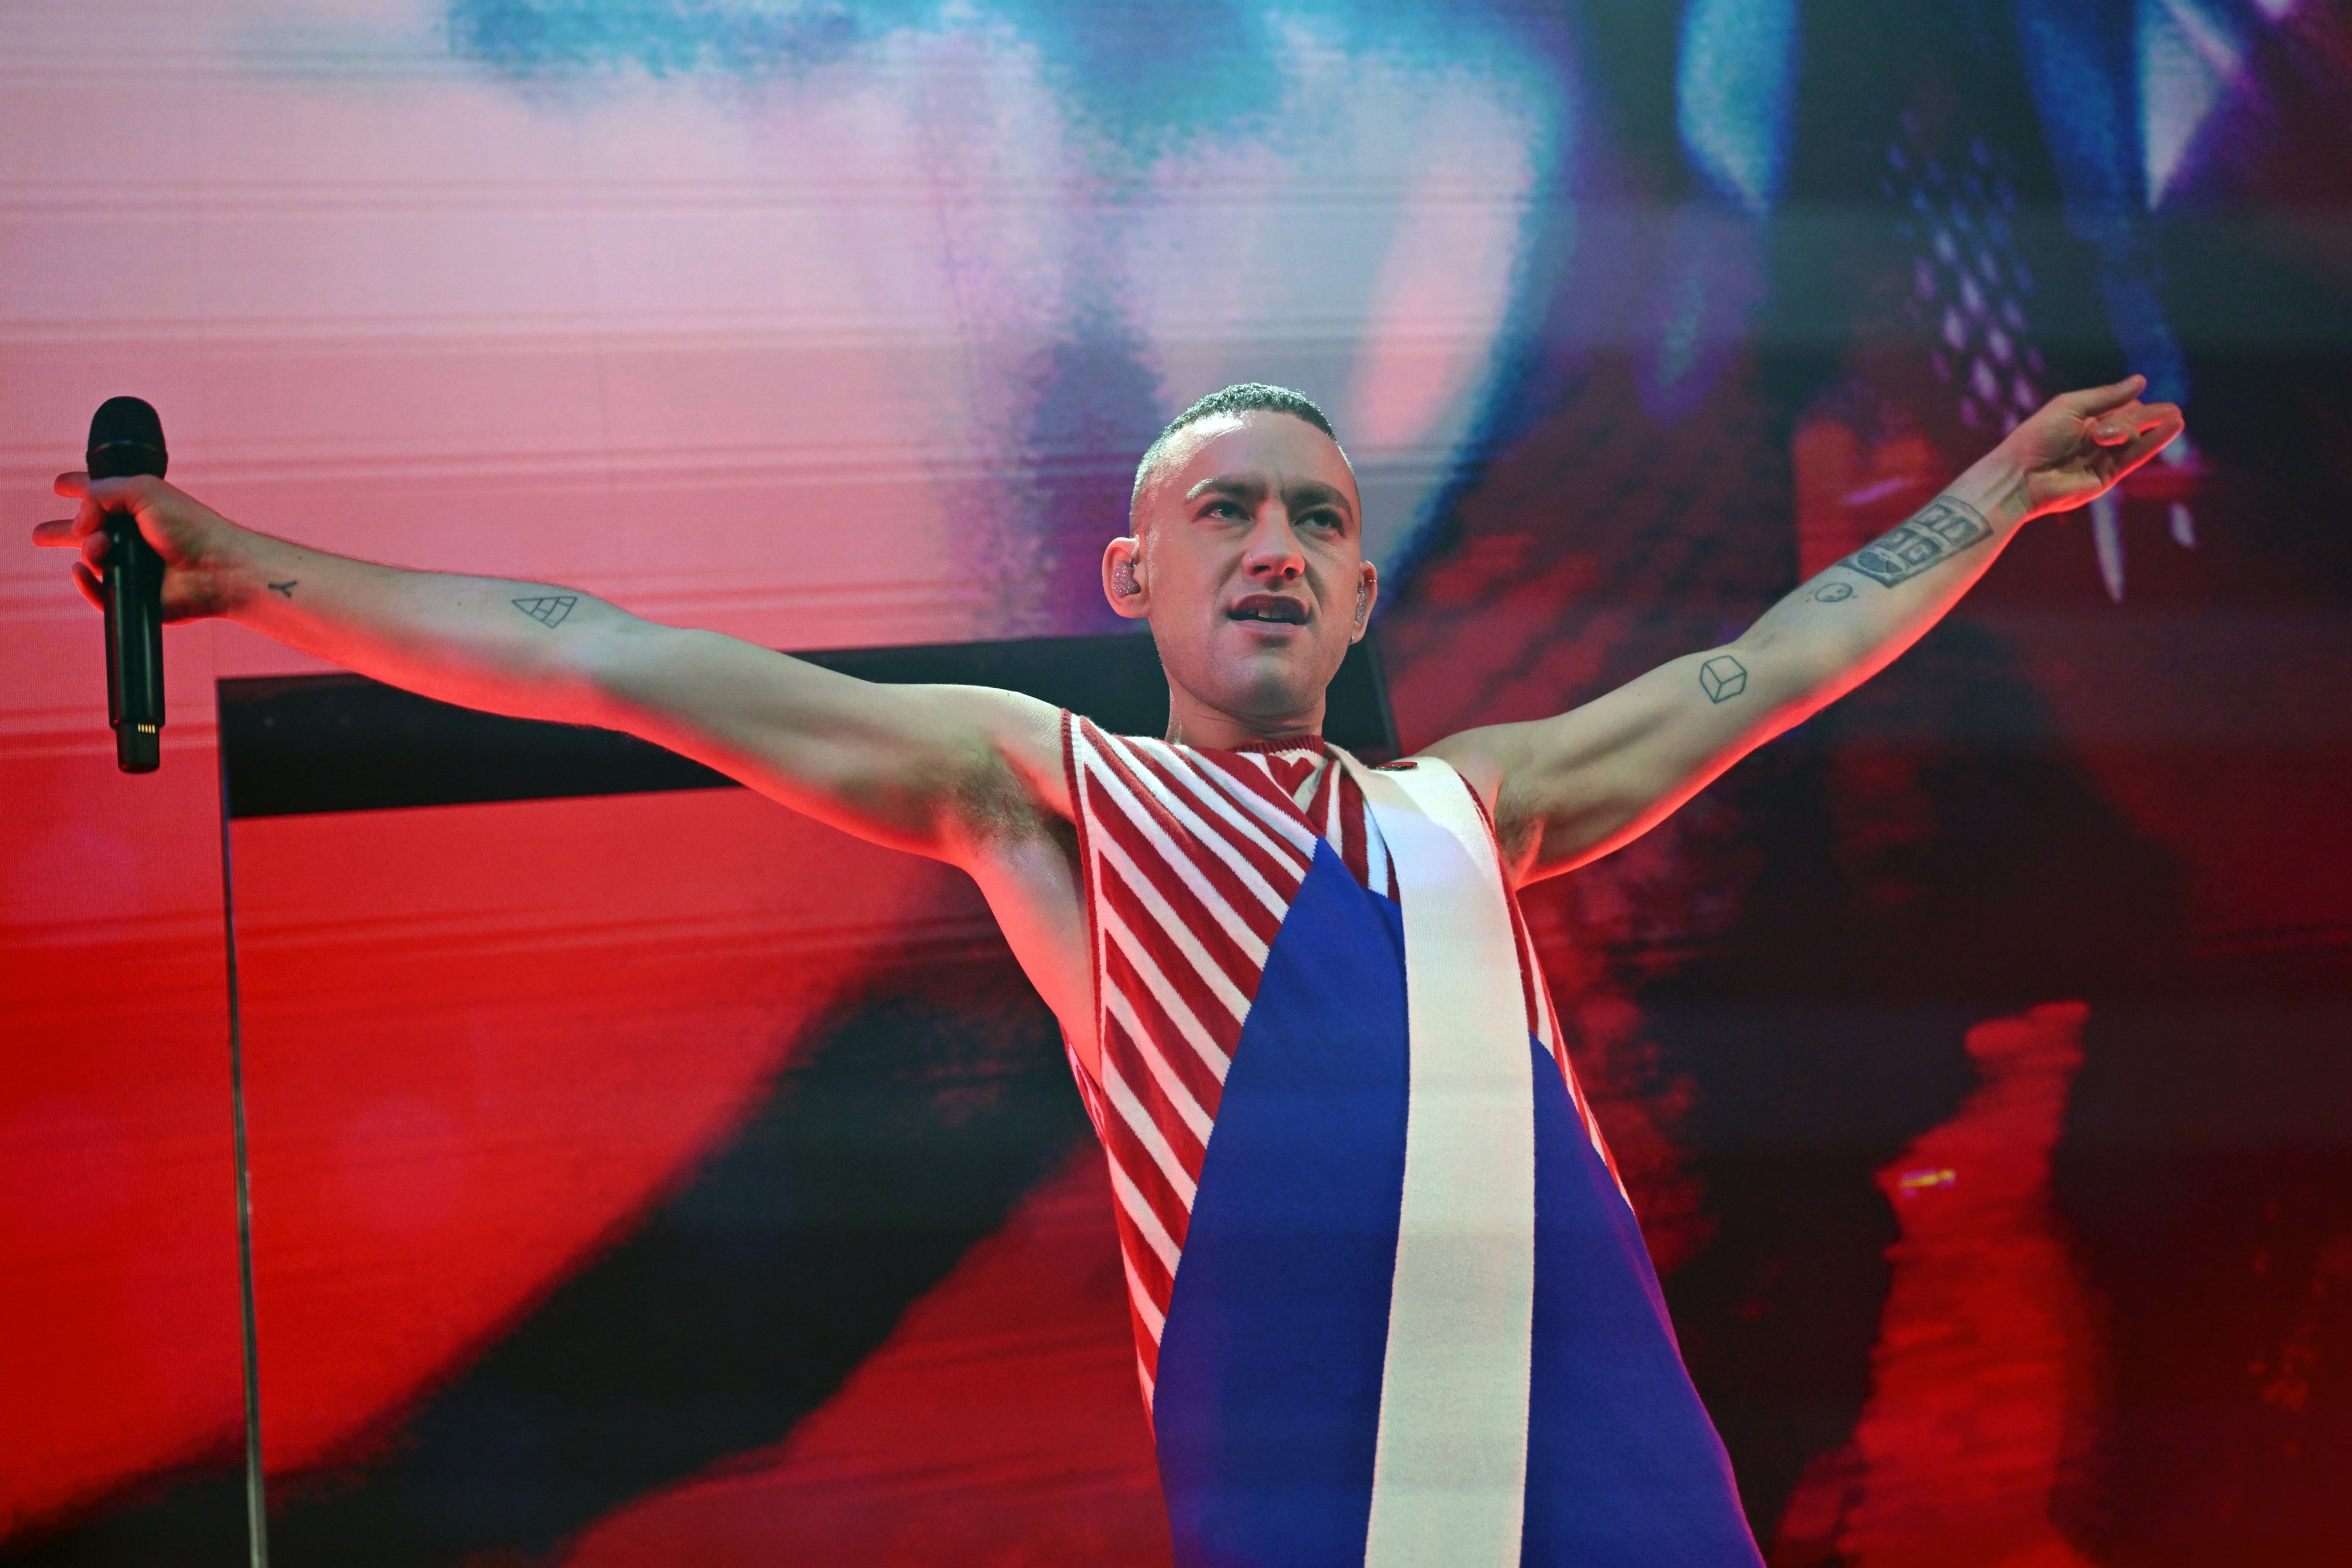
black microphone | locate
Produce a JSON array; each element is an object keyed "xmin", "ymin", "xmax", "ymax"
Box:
[{"xmin": 87, "ymin": 396, "xmax": 169, "ymax": 774}]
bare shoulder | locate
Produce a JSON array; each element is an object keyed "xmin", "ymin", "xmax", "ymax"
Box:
[
  {"xmin": 1417, "ymin": 723, "xmax": 1516, "ymax": 807},
  {"xmin": 917, "ymin": 684, "xmax": 1097, "ymax": 1073},
  {"xmin": 908, "ymin": 684, "xmax": 1073, "ymax": 839},
  {"xmin": 1418, "ymin": 717, "xmax": 1533, "ymax": 835},
  {"xmin": 1413, "ymin": 661, "xmax": 1716, "ymax": 885}
]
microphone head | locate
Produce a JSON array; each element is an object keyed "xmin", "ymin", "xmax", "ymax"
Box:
[{"xmin": 87, "ymin": 396, "xmax": 168, "ymax": 480}]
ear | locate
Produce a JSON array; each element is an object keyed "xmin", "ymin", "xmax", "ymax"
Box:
[
  {"xmin": 1349, "ymin": 560, "xmax": 1378, "ymax": 643},
  {"xmin": 1103, "ymin": 535, "xmax": 1150, "ymax": 620}
]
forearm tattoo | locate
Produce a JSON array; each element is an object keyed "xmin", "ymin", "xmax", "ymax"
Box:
[
  {"xmin": 267, "ymin": 580, "xmax": 297, "ymax": 598},
  {"xmin": 1839, "ymin": 496, "xmax": 1992, "ymax": 588},
  {"xmin": 1699, "ymin": 653, "xmax": 1748, "ymax": 703},
  {"xmin": 511, "ymin": 594, "xmax": 577, "ymax": 628}
]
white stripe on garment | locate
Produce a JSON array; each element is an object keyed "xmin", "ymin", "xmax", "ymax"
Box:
[
  {"xmin": 1103, "ymin": 906, "xmax": 1235, "ymax": 1088},
  {"xmin": 1367, "ymin": 821, "xmax": 1392, "ymax": 903},
  {"xmin": 1155, "ymin": 750, "xmax": 1326, "ymax": 872},
  {"xmin": 1092, "ymin": 833, "xmax": 1257, "ymax": 1021},
  {"xmin": 1102, "ymin": 984, "xmax": 1221, "ymax": 1142},
  {"xmin": 1066, "ymin": 1038, "xmax": 1113, "ymax": 1140},
  {"xmin": 1348, "ymin": 753, "xmax": 1537, "ymax": 1568},
  {"xmin": 1120, "ymin": 1241, "xmax": 1168, "ymax": 1345},
  {"xmin": 1518, "ymin": 918, "xmax": 1559, "ymax": 1054},
  {"xmin": 1178, "ymin": 748, "xmax": 1327, "ymax": 859},
  {"xmin": 1102, "ymin": 735, "xmax": 1308, "ymax": 912},
  {"xmin": 1507, "ymin": 904, "xmax": 1621, "ymax": 1189},
  {"xmin": 1101, "ymin": 1054, "xmax": 1200, "ymax": 1207},
  {"xmin": 1269, "ymin": 752, "xmax": 1327, "ymax": 812},
  {"xmin": 1089, "ymin": 768, "xmax": 1277, "ymax": 967},
  {"xmin": 1107, "ymin": 1148, "xmax": 1184, "ymax": 1277},
  {"xmin": 1095, "ymin": 867, "xmax": 1253, "ymax": 1050}
]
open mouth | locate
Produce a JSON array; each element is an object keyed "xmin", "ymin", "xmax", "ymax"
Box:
[{"xmin": 1228, "ymin": 596, "xmax": 1310, "ymax": 625}]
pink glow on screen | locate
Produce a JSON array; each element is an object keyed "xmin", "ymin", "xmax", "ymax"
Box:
[
  {"xmin": 7, "ymin": 0, "xmax": 2351, "ymax": 1560},
  {"xmin": 1, "ymin": 6, "xmax": 1549, "ymax": 1520}
]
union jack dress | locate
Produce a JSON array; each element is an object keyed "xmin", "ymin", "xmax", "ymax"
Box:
[{"xmin": 1061, "ymin": 714, "xmax": 1762, "ymax": 1568}]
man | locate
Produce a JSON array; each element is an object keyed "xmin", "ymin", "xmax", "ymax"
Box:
[{"xmin": 36, "ymin": 377, "xmax": 2180, "ymax": 1565}]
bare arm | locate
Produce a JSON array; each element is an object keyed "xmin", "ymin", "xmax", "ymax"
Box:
[
  {"xmin": 32, "ymin": 476, "xmax": 1069, "ymax": 860},
  {"xmin": 1429, "ymin": 377, "xmax": 2185, "ymax": 884}
]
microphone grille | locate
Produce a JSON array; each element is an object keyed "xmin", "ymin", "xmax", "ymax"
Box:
[{"xmin": 87, "ymin": 396, "xmax": 168, "ymax": 480}]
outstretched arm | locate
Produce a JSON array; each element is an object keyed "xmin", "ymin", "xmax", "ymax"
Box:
[
  {"xmin": 1428, "ymin": 376, "xmax": 2184, "ymax": 884},
  {"xmin": 32, "ymin": 475, "xmax": 1068, "ymax": 860}
]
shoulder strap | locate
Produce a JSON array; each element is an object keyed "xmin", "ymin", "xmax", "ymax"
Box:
[
  {"xmin": 1333, "ymin": 752, "xmax": 1495, "ymax": 877},
  {"xmin": 1335, "ymin": 750, "xmax": 1538, "ymax": 1564},
  {"xmin": 1337, "ymin": 751, "xmax": 1632, "ymax": 1203}
]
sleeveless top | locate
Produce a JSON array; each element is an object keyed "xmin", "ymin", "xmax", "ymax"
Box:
[{"xmin": 1060, "ymin": 713, "xmax": 1763, "ymax": 1568}]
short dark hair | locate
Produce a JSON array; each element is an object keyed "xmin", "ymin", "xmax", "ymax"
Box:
[{"xmin": 1130, "ymin": 382, "xmax": 1341, "ymax": 521}]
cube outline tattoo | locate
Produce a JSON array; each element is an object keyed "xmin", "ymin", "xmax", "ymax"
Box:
[{"xmin": 1699, "ymin": 654, "xmax": 1748, "ymax": 704}]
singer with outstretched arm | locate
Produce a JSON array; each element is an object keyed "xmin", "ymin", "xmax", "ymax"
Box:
[{"xmin": 35, "ymin": 377, "xmax": 2180, "ymax": 1567}]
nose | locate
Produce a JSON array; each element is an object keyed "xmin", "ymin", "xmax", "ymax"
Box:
[{"xmin": 1241, "ymin": 502, "xmax": 1305, "ymax": 581}]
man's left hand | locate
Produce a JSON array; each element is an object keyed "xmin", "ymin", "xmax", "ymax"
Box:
[{"xmin": 1993, "ymin": 374, "xmax": 2186, "ymax": 521}]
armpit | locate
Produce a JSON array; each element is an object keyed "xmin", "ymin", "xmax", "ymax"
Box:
[
  {"xmin": 1485, "ymin": 782, "xmax": 1551, "ymax": 881},
  {"xmin": 946, "ymin": 742, "xmax": 1051, "ymax": 849}
]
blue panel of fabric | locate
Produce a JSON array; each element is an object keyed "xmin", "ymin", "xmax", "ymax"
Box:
[
  {"xmin": 1520, "ymin": 1036, "xmax": 1764, "ymax": 1567},
  {"xmin": 1152, "ymin": 842, "xmax": 1410, "ymax": 1568}
]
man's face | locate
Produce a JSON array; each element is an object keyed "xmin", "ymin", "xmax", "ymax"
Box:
[{"xmin": 1109, "ymin": 411, "xmax": 1376, "ymax": 734}]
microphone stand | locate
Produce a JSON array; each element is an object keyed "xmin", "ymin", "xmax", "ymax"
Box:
[{"xmin": 217, "ymin": 731, "xmax": 271, "ymax": 1568}]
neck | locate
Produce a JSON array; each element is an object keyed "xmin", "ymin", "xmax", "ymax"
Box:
[{"xmin": 1163, "ymin": 684, "xmax": 1327, "ymax": 750}]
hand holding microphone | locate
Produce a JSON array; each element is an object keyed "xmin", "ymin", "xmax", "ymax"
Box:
[
  {"xmin": 33, "ymin": 398, "xmax": 237, "ymax": 774},
  {"xmin": 87, "ymin": 398, "xmax": 170, "ymax": 772}
]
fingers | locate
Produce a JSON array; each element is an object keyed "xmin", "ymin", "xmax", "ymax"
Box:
[
  {"xmin": 2056, "ymin": 374, "xmax": 2147, "ymax": 419},
  {"xmin": 31, "ymin": 509, "xmax": 111, "ymax": 549},
  {"xmin": 40, "ymin": 472, "xmax": 156, "ymax": 614},
  {"xmin": 45, "ymin": 471, "xmax": 143, "ymax": 541},
  {"xmin": 2090, "ymin": 405, "xmax": 2138, "ymax": 446},
  {"xmin": 33, "ymin": 517, "xmax": 111, "ymax": 583},
  {"xmin": 2104, "ymin": 406, "xmax": 2187, "ymax": 479},
  {"xmin": 2088, "ymin": 397, "xmax": 2182, "ymax": 446}
]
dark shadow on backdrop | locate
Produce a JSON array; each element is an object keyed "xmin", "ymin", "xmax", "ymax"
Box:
[
  {"xmin": 1639, "ymin": 617, "xmax": 2191, "ymax": 1537},
  {"xmin": 8, "ymin": 945, "xmax": 1090, "ymax": 1567}
]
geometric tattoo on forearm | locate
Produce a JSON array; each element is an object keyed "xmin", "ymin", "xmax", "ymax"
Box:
[
  {"xmin": 1840, "ymin": 496, "xmax": 1993, "ymax": 587},
  {"xmin": 512, "ymin": 594, "xmax": 578, "ymax": 628},
  {"xmin": 1699, "ymin": 653, "xmax": 1748, "ymax": 703}
]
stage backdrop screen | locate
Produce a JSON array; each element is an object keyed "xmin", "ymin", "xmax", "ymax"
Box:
[{"xmin": 5, "ymin": 2, "xmax": 2350, "ymax": 1564}]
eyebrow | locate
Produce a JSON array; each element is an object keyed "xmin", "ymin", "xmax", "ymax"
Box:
[{"xmin": 1184, "ymin": 474, "xmax": 1356, "ymax": 519}]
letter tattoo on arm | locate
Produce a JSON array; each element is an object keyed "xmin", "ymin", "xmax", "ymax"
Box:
[
  {"xmin": 511, "ymin": 594, "xmax": 577, "ymax": 628},
  {"xmin": 267, "ymin": 580, "xmax": 297, "ymax": 598},
  {"xmin": 1839, "ymin": 497, "xmax": 1992, "ymax": 587},
  {"xmin": 1699, "ymin": 653, "xmax": 1748, "ymax": 704}
]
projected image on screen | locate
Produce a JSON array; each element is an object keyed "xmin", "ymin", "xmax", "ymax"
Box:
[{"xmin": 5, "ymin": 2, "xmax": 2349, "ymax": 1565}]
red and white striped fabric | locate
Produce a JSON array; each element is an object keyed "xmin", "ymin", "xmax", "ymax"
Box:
[{"xmin": 1057, "ymin": 713, "xmax": 1622, "ymax": 1409}]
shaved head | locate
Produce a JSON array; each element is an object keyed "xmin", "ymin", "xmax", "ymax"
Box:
[
  {"xmin": 1103, "ymin": 389, "xmax": 1374, "ymax": 747},
  {"xmin": 1130, "ymin": 383, "xmax": 1347, "ymax": 528}
]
